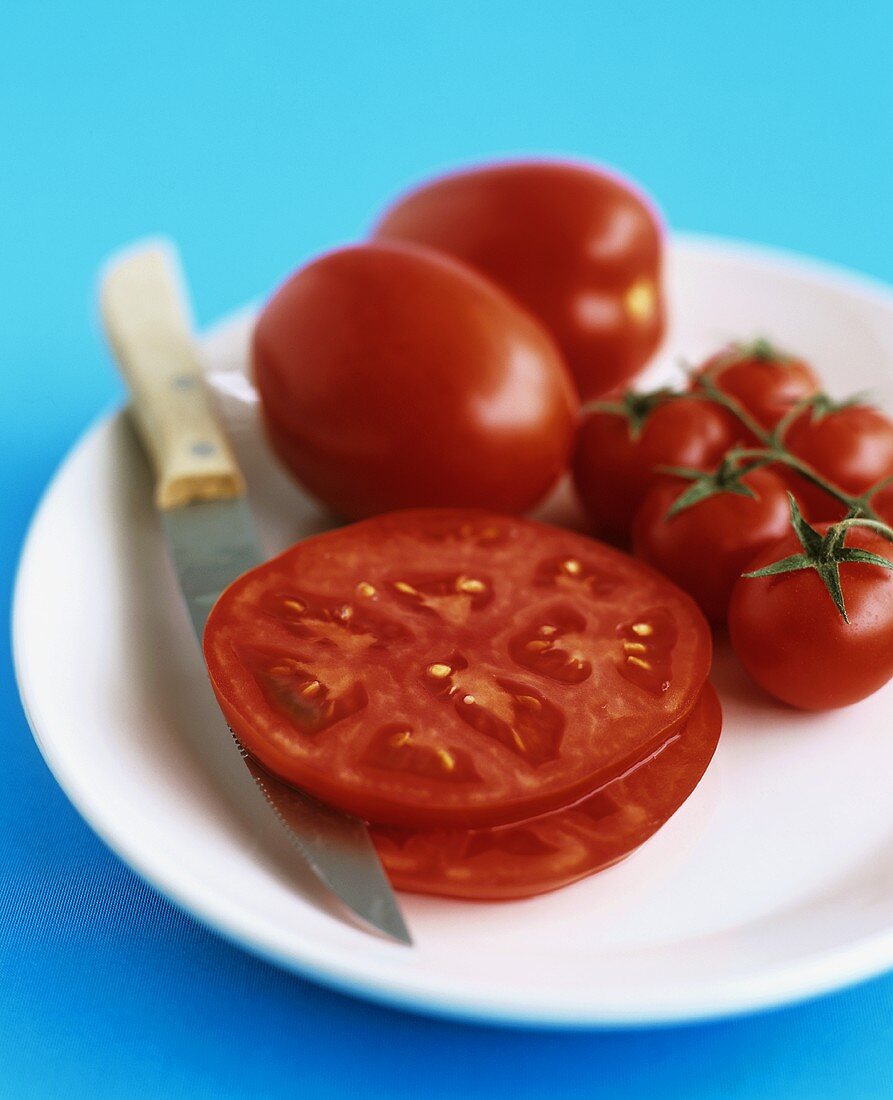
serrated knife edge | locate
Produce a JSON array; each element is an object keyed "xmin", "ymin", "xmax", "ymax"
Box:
[{"xmin": 100, "ymin": 239, "xmax": 412, "ymax": 945}]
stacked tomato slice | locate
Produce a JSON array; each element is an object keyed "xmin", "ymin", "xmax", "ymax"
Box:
[{"xmin": 203, "ymin": 510, "xmax": 720, "ymax": 899}]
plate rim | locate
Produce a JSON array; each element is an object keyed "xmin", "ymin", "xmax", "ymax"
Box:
[{"xmin": 13, "ymin": 232, "xmax": 893, "ymax": 1029}]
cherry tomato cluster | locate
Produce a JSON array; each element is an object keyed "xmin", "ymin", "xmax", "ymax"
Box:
[{"xmin": 572, "ymin": 339, "xmax": 893, "ymax": 709}]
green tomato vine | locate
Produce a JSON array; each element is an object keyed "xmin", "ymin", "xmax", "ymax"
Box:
[
  {"xmin": 580, "ymin": 364, "xmax": 893, "ymax": 620},
  {"xmin": 689, "ymin": 375, "xmax": 888, "ymax": 522}
]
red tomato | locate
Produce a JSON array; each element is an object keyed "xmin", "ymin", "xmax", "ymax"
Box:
[
  {"xmin": 373, "ymin": 684, "xmax": 721, "ymax": 899},
  {"xmin": 373, "ymin": 160, "xmax": 665, "ymax": 400},
  {"xmin": 203, "ymin": 510, "xmax": 712, "ymax": 829},
  {"xmin": 870, "ymin": 480, "xmax": 893, "ymax": 525},
  {"xmin": 572, "ymin": 394, "xmax": 737, "ymax": 545},
  {"xmin": 691, "ymin": 340, "xmax": 820, "ymax": 431},
  {"xmin": 253, "ymin": 243, "xmax": 577, "ymax": 520},
  {"xmin": 632, "ymin": 466, "xmax": 792, "ymax": 623},
  {"xmin": 729, "ymin": 524, "xmax": 893, "ymax": 709},
  {"xmin": 782, "ymin": 400, "xmax": 893, "ymax": 519}
]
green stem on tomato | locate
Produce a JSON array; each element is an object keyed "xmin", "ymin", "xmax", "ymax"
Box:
[
  {"xmin": 604, "ymin": 370, "xmax": 889, "ymax": 524},
  {"xmin": 693, "ymin": 380, "xmax": 882, "ymax": 521},
  {"xmin": 864, "ymin": 470, "xmax": 893, "ymax": 498},
  {"xmin": 830, "ymin": 515, "xmax": 893, "ymax": 542},
  {"xmin": 727, "ymin": 446, "xmax": 881, "ymax": 521},
  {"xmin": 768, "ymin": 397, "xmax": 811, "ymax": 447},
  {"xmin": 689, "ymin": 375, "xmax": 774, "ymax": 447}
]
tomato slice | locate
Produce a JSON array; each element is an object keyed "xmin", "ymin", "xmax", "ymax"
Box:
[
  {"xmin": 203, "ymin": 510, "xmax": 712, "ymax": 829},
  {"xmin": 372, "ymin": 685, "xmax": 720, "ymax": 898}
]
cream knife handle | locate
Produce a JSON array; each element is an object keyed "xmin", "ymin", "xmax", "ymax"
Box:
[{"xmin": 100, "ymin": 241, "xmax": 245, "ymax": 510}]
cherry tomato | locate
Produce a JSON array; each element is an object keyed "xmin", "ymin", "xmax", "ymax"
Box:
[
  {"xmin": 203, "ymin": 510, "xmax": 712, "ymax": 829},
  {"xmin": 870, "ymin": 479, "xmax": 893, "ymax": 526},
  {"xmin": 572, "ymin": 394, "xmax": 737, "ymax": 545},
  {"xmin": 782, "ymin": 399, "xmax": 893, "ymax": 519},
  {"xmin": 253, "ymin": 243, "xmax": 577, "ymax": 520},
  {"xmin": 691, "ymin": 339, "xmax": 820, "ymax": 431},
  {"xmin": 632, "ymin": 465, "xmax": 792, "ymax": 623},
  {"xmin": 729, "ymin": 522, "xmax": 893, "ymax": 709},
  {"xmin": 373, "ymin": 685, "xmax": 721, "ymax": 899},
  {"xmin": 373, "ymin": 160, "xmax": 665, "ymax": 400}
]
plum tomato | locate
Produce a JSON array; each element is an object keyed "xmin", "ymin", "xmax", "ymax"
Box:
[
  {"xmin": 729, "ymin": 502, "xmax": 893, "ymax": 709},
  {"xmin": 372, "ymin": 684, "xmax": 721, "ymax": 899},
  {"xmin": 632, "ymin": 462, "xmax": 792, "ymax": 623},
  {"xmin": 203, "ymin": 510, "xmax": 713, "ymax": 830},
  {"xmin": 690, "ymin": 339, "xmax": 820, "ymax": 432},
  {"xmin": 373, "ymin": 160, "xmax": 666, "ymax": 400},
  {"xmin": 781, "ymin": 396, "xmax": 893, "ymax": 519},
  {"xmin": 572, "ymin": 392, "xmax": 737, "ymax": 545},
  {"xmin": 253, "ymin": 243, "xmax": 577, "ymax": 521}
]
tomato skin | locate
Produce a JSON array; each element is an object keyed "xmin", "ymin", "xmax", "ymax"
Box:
[
  {"xmin": 871, "ymin": 480, "xmax": 893, "ymax": 526},
  {"xmin": 572, "ymin": 397, "xmax": 737, "ymax": 545},
  {"xmin": 253, "ymin": 243, "xmax": 577, "ymax": 520},
  {"xmin": 373, "ymin": 685, "xmax": 721, "ymax": 900},
  {"xmin": 783, "ymin": 404, "xmax": 893, "ymax": 519},
  {"xmin": 632, "ymin": 467, "xmax": 792, "ymax": 623},
  {"xmin": 203, "ymin": 509, "xmax": 712, "ymax": 830},
  {"xmin": 691, "ymin": 345, "xmax": 820, "ymax": 431},
  {"xmin": 729, "ymin": 527, "xmax": 893, "ymax": 709},
  {"xmin": 373, "ymin": 160, "xmax": 665, "ymax": 400}
]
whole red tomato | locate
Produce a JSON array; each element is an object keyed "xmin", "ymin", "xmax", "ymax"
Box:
[
  {"xmin": 632, "ymin": 464, "xmax": 792, "ymax": 623},
  {"xmin": 729, "ymin": 514, "xmax": 893, "ymax": 709},
  {"xmin": 782, "ymin": 397, "xmax": 893, "ymax": 519},
  {"xmin": 572, "ymin": 393, "xmax": 736, "ymax": 545},
  {"xmin": 691, "ymin": 339, "xmax": 820, "ymax": 432},
  {"xmin": 373, "ymin": 160, "xmax": 665, "ymax": 400},
  {"xmin": 253, "ymin": 243, "xmax": 578, "ymax": 520}
]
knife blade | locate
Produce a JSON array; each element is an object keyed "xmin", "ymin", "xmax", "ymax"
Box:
[{"xmin": 99, "ymin": 241, "xmax": 411, "ymax": 945}]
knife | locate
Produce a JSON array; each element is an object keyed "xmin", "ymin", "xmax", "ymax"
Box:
[{"xmin": 99, "ymin": 241, "xmax": 412, "ymax": 945}]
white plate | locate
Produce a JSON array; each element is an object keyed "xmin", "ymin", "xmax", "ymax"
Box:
[{"xmin": 14, "ymin": 235, "xmax": 893, "ymax": 1028}]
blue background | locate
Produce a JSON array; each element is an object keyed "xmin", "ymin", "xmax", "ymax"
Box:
[{"xmin": 3, "ymin": 2, "xmax": 893, "ymax": 1095}]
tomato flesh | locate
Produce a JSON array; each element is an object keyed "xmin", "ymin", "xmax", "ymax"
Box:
[
  {"xmin": 373, "ymin": 685, "xmax": 721, "ymax": 899},
  {"xmin": 203, "ymin": 510, "xmax": 712, "ymax": 829}
]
